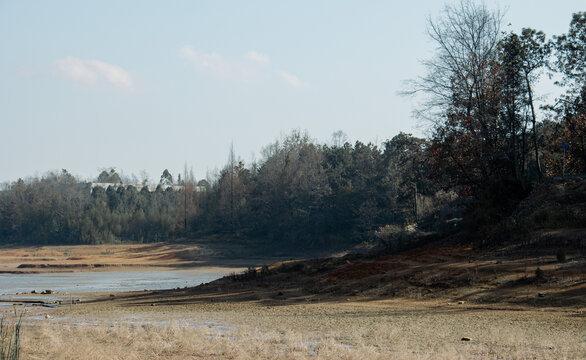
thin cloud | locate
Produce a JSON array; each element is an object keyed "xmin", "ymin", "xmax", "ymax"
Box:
[
  {"xmin": 86, "ymin": 60, "xmax": 133, "ymax": 89},
  {"xmin": 55, "ymin": 56, "xmax": 134, "ymax": 90},
  {"xmin": 281, "ymin": 71, "xmax": 309, "ymax": 88},
  {"xmin": 180, "ymin": 45, "xmax": 253, "ymax": 81},
  {"xmin": 181, "ymin": 46, "xmax": 310, "ymax": 88},
  {"xmin": 180, "ymin": 46, "xmax": 228, "ymax": 74},
  {"xmin": 245, "ymin": 50, "xmax": 270, "ymax": 66}
]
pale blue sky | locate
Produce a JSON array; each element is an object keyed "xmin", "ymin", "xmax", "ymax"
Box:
[{"xmin": 0, "ymin": 1, "xmax": 583, "ymax": 183}]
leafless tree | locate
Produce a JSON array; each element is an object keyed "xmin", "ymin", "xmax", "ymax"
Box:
[{"xmin": 404, "ymin": 0, "xmax": 505, "ymax": 186}]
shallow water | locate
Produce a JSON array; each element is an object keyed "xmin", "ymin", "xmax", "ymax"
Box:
[{"xmin": 0, "ymin": 269, "xmax": 229, "ymax": 295}]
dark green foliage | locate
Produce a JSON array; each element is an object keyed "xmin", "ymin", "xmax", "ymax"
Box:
[
  {"xmin": 548, "ymin": 12, "xmax": 586, "ymax": 173},
  {"xmin": 97, "ymin": 168, "xmax": 122, "ymax": 184},
  {"xmin": 230, "ymin": 266, "xmax": 259, "ymax": 281},
  {"xmin": 534, "ymin": 267, "xmax": 545, "ymax": 282},
  {"xmin": 189, "ymin": 131, "xmax": 437, "ymax": 250},
  {"xmin": 0, "ymin": 130, "xmax": 442, "ymax": 249},
  {"xmin": 0, "ymin": 171, "xmax": 87, "ymax": 244},
  {"xmin": 0, "ymin": 171, "xmax": 182, "ymax": 245},
  {"xmin": 160, "ymin": 169, "xmax": 174, "ymax": 185}
]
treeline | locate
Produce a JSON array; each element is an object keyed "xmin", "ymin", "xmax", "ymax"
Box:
[
  {"xmin": 0, "ymin": 4, "xmax": 584, "ymax": 248},
  {"xmin": 192, "ymin": 132, "xmax": 440, "ymax": 248},
  {"xmin": 0, "ymin": 132, "xmax": 440, "ymax": 247},
  {"xmin": 0, "ymin": 170, "xmax": 191, "ymax": 245}
]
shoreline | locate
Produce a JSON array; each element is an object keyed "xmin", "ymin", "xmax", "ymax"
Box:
[{"xmin": 0, "ymin": 242, "xmax": 285, "ymax": 274}]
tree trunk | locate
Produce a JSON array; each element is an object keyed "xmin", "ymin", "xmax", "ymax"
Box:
[
  {"xmin": 525, "ymin": 73, "xmax": 542, "ymax": 180},
  {"xmin": 521, "ymin": 119, "xmax": 528, "ymax": 176},
  {"xmin": 580, "ymin": 134, "xmax": 586, "ymax": 174}
]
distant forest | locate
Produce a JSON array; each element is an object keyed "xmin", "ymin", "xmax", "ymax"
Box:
[{"xmin": 1, "ymin": 6, "xmax": 584, "ymax": 249}]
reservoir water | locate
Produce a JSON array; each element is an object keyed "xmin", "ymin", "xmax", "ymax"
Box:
[{"xmin": 0, "ymin": 269, "xmax": 231, "ymax": 295}]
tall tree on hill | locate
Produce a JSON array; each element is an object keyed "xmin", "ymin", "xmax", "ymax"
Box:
[
  {"xmin": 383, "ymin": 133, "xmax": 429, "ymax": 222},
  {"xmin": 254, "ymin": 131, "xmax": 331, "ymax": 245},
  {"xmin": 499, "ymin": 32, "xmax": 526, "ymax": 179},
  {"xmin": 497, "ymin": 29, "xmax": 550, "ymax": 180},
  {"xmin": 518, "ymin": 28, "xmax": 550, "ymax": 179},
  {"xmin": 551, "ymin": 12, "xmax": 586, "ymax": 173}
]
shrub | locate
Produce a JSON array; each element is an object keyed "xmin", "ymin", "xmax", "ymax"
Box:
[
  {"xmin": 534, "ymin": 267, "xmax": 545, "ymax": 282},
  {"xmin": 245, "ymin": 266, "xmax": 257, "ymax": 279},
  {"xmin": 260, "ymin": 265, "xmax": 271, "ymax": 277}
]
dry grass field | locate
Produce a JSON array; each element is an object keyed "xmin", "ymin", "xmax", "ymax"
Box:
[{"xmin": 11, "ymin": 298, "xmax": 584, "ymax": 359}]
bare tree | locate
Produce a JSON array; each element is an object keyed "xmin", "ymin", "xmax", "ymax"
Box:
[
  {"xmin": 404, "ymin": 0, "xmax": 504, "ymax": 186},
  {"xmin": 139, "ymin": 170, "xmax": 150, "ymax": 185},
  {"xmin": 331, "ymin": 130, "xmax": 348, "ymax": 147},
  {"xmin": 407, "ymin": 1, "xmax": 502, "ymax": 118}
]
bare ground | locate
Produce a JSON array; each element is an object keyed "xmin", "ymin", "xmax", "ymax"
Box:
[{"xmin": 2, "ymin": 240, "xmax": 584, "ymax": 359}]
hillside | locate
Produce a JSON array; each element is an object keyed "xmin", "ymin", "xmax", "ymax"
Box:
[{"xmin": 144, "ymin": 177, "xmax": 585, "ymax": 307}]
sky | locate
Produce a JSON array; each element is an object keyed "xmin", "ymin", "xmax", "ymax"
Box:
[{"xmin": 0, "ymin": 1, "xmax": 583, "ymax": 184}]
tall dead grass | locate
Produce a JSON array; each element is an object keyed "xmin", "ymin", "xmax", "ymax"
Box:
[
  {"xmin": 21, "ymin": 323, "xmax": 378, "ymax": 360},
  {"xmin": 0, "ymin": 314, "xmax": 21, "ymax": 360},
  {"xmin": 18, "ymin": 319, "xmax": 583, "ymax": 360}
]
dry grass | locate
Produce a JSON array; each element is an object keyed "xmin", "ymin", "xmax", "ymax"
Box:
[
  {"xmin": 21, "ymin": 323, "xmax": 393, "ymax": 360},
  {"xmin": 17, "ymin": 299, "xmax": 585, "ymax": 359},
  {"xmin": 19, "ymin": 320, "xmax": 583, "ymax": 360},
  {"xmin": 0, "ymin": 314, "xmax": 21, "ymax": 360}
]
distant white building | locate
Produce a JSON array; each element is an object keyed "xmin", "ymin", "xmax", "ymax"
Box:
[{"xmin": 90, "ymin": 183, "xmax": 206, "ymax": 193}]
